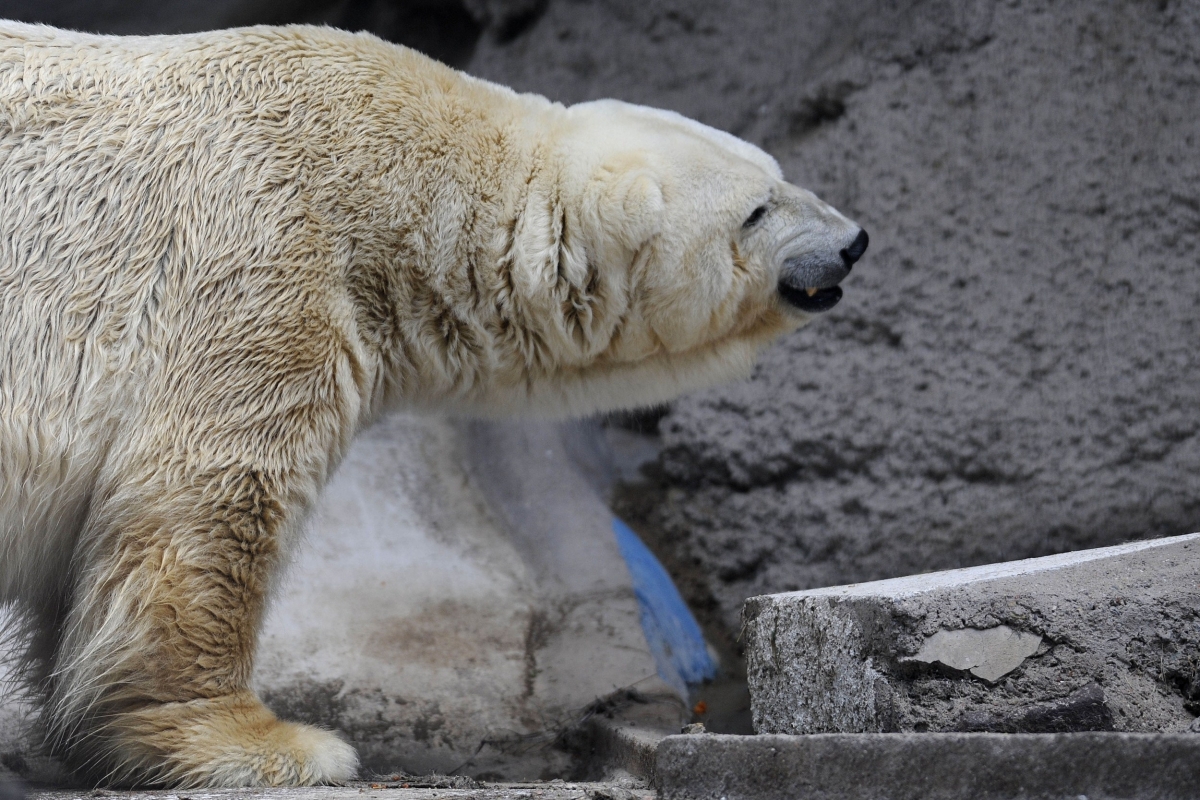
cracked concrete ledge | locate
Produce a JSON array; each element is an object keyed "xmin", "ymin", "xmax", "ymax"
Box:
[
  {"xmin": 13, "ymin": 729, "xmax": 1200, "ymax": 800},
  {"xmin": 22, "ymin": 783, "xmax": 653, "ymax": 800},
  {"xmin": 581, "ymin": 716, "xmax": 663, "ymax": 787},
  {"xmin": 656, "ymin": 732, "xmax": 1200, "ymax": 800},
  {"xmin": 13, "ymin": 726, "xmax": 1200, "ymax": 799},
  {"xmin": 743, "ymin": 532, "xmax": 1200, "ymax": 735},
  {"xmin": 567, "ymin": 684, "xmax": 689, "ymax": 787}
]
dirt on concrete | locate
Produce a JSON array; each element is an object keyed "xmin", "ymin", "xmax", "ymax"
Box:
[{"xmin": 466, "ymin": 0, "xmax": 1200, "ymax": 638}]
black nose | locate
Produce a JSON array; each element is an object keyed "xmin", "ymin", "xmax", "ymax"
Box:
[{"xmin": 841, "ymin": 229, "xmax": 869, "ymax": 268}]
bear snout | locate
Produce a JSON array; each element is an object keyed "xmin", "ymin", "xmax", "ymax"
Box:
[{"xmin": 777, "ymin": 227, "xmax": 868, "ymax": 314}]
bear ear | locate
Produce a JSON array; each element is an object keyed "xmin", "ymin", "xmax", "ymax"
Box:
[{"xmin": 596, "ymin": 167, "xmax": 665, "ymax": 252}]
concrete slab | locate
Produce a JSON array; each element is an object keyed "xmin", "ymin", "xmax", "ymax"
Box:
[
  {"xmin": 23, "ymin": 782, "xmax": 654, "ymax": 800},
  {"xmin": 656, "ymin": 732, "xmax": 1200, "ymax": 800},
  {"xmin": 252, "ymin": 415, "xmax": 681, "ymax": 779},
  {"xmin": 575, "ymin": 695, "xmax": 678, "ymax": 786},
  {"xmin": 743, "ymin": 532, "xmax": 1200, "ymax": 735}
]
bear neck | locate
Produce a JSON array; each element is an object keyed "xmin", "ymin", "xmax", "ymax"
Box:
[{"xmin": 317, "ymin": 68, "xmax": 575, "ymax": 417}]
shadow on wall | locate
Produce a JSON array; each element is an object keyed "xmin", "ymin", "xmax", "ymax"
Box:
[{"xmin": 0, "ymin": 0, "xmax": 546, "ymax": 67}]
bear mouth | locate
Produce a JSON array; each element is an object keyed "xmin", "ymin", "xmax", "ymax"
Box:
[{"xmin": 778, "ymin": 282, "xmax": 843, "ymax": 313}]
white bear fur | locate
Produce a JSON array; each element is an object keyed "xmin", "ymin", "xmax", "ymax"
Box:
[{"xmin": 0, "ymin": 21, "xmax": 860, "ymax": 787}]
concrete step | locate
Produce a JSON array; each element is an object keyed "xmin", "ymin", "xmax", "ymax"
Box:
[
  {"xmin": 586, "ymin": 716, "xmax": 1200, "ymax": 800},
  {"xmin": 16, "ymin": 728, "xmax": 1200, "ymax": 800},
  {"xmin": 742, "ymin": 532, "xmax": 1200, "ymax": 735},
  {"xmin": 656, "ymin": 731, "xmax": 1200, "ymax": 800},
  {"xmin": 12, "ymin": 716, "xmax": 1200, "ymax": 799},
  {"xmin": 22, "ymin": 783, "xmax": 654, "ymax": 800}
]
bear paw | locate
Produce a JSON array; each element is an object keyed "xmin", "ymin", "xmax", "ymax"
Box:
[{"xmin": 104, "ymin": 691, "xmax": 358, "ymax": 788}]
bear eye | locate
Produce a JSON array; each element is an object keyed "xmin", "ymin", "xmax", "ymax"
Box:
[{"xmin": 742, "ymin": 205, "xmax": 768, "ymax": 229}]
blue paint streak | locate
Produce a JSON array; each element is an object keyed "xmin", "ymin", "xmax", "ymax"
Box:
[{"xmin": 612, "ymin": 517, "xmax": 717, "ymax": 695}]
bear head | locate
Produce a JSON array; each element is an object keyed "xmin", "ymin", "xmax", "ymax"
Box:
[{"xmin": 495, "ymin": 99, "xmax": 867, "ymax": 416}]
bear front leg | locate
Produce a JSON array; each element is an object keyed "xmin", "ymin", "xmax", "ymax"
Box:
[{"xmin": 48, "ymin": 464, "xmax": 357, "ymax": 787}]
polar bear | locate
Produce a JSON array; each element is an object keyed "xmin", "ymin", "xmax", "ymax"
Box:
[{"xmin": 0, "ymin": 21, "xmax": 867, "ymax": 788}]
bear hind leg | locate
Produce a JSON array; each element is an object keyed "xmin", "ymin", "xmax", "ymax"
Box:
[{"xmin": 48, "ymin": 467, "xmax": 357, "ymax": 787}]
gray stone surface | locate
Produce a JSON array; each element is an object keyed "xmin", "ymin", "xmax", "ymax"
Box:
[
  {"xmin": 245, "ymin": 417, "xmax": 683, "ymax": 780},
  {"xmin": 656, "ymin": 732, "xmax": 1200, "ymax": 800},
  {"xmin": 17, "ymin": 729, "xmax": 1200, "ymax": 799},
  {"xmin": 910, "ymin": 624, "xmax": 1042, "ymax": 683},
  {"xmin": 467, "ymin": 0, "xmax": 1200, "ymax": 641},
  {"xmin": 576, "ymin": 695, "xmax": 687, "ymax": 786},
  {"xmin": 28, "ymin": 782, "xmax": 653, "ymax": 800},
  {"xmin": 743, "ymin": 532, "xmax": 1200, "ymax": 736},
  {"xmin": 579, "ymin": 719, "xmax": 659, "ymax": 787}
]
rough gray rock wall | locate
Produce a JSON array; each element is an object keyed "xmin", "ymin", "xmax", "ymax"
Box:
[{"xmin": 468, "ymin": 0, "xmax": 1200, "ymax": 637}]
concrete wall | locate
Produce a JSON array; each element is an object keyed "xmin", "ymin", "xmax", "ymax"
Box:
[{"xmin": 464, "ymin": 0, "xmax": 1200, "ymax": 639}]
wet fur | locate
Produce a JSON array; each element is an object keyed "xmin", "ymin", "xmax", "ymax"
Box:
[{"xmin": 0, "ymin": 21, "xmax": 844, "ymax": 787}]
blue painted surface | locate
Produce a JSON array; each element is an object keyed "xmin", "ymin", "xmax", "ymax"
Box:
[{"xmin": 612, "ymin": 517, "xmax": 718, "ymax": 696}]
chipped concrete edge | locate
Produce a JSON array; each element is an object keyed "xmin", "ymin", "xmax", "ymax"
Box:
[
  {"xmin": 904, "ymin": 625, "xmax": 1042, "ymax": 683},
  {"xmin": 655, "ymin": 732, "xmax": 1200, "ymax": 800},
  {"xmin": 584, "ymin": 716, "xmax": 666, "ymax": 786},
  {"xmin": 770, "ymin": 532, "xmax": 1200, "ymax": 600}
]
